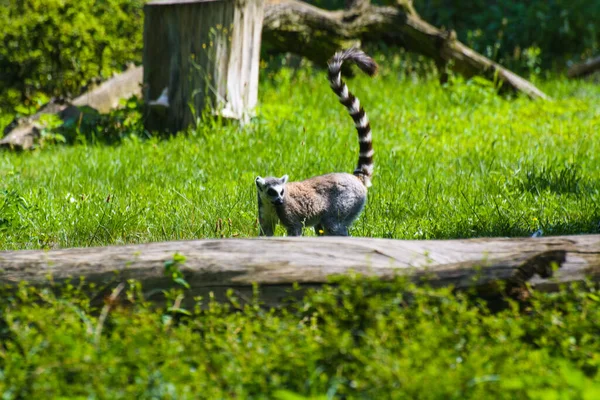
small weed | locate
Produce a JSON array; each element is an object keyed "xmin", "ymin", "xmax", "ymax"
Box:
[
  {"xmin": 0, "ymin": 189, "xmax": 29, "ymax": 231},
  {"xmin": 164, "ymin": 252, "xmax": 189, "ymax": 289}
]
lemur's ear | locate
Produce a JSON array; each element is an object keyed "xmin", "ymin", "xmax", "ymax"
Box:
[
  {"xmin": 255, "ymin": 176, "xmax": 265, "ymax": 188},
  {"xmin": 280, "ymin": 175, "xmax": 289, "ymax": 184}
]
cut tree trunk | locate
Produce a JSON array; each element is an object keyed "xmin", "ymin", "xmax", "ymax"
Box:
[
  {"xmin": 262, "ymin": 0, "xmax": 549, "ymax": 100},
  {"xmin": 143, "ymin": 0, "xmax": 264, "ymax": 133},
  {"xmin": 567, "ymin": 55, "xmax": 600, "ymax": 79},
  {"xmin": 0, "ymin": 236, "xmax": 598, "ymax": 306}
]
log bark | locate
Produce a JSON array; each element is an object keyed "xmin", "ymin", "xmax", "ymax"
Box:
[
  {"xmin": 143, "ymin": 0, "xmax": 264, "ymax": 133},
  {"xmin": 262, "ymin": 0, "xmax": 549, "ymax": 100},
  {"xmin": 0, "ymin": 235, "xmax": 598, "ymax": 306},
  {"xmin": 72, "ymin": 65, "xmax": 143, "ymax": 113},
  {"xmin": 567, "ymin": 55, "xmax": 600, "ymax": 79}
]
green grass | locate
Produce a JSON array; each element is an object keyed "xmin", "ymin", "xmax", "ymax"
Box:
[{"xmin": 1, "ymin": 66, "xmax": 600, "ymax": 249}]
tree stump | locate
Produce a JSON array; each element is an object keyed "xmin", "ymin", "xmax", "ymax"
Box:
[{"xmin": 143, "ymin": 0, "xmax": 264, "ymax": 133}]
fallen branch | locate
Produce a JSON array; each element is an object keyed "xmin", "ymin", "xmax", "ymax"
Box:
[
  {"xmin": 567, "ymin": 55, "xmax": 600, "ymax": 79},
  {"xmin": 1, "ymin": 236, "xmax": 598, "ymax": 305}
]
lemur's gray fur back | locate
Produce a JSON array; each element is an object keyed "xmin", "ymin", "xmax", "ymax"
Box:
[{"xmin": 327, "ymin": 47, "xmax": 378, "ymax": 187}]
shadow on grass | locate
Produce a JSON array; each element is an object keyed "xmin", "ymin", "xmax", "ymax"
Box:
[
  {"xmin": 421, "ymin": 212, "xmax": 600, "ymax": 240},
  {"xmin": 511, "ymin": 162, "xmax": 594, "ymax": 195}
]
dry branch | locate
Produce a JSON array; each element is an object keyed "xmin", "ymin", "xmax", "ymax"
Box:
[
  {"xmin": 1, "ymin": 236, "xmax": 598, "ymax": 305},
  {"xmin": 567, "ymin": 55, "xmax": 600, "ymax": 79}
]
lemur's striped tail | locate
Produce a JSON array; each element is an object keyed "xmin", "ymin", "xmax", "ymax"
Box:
[{"xmin": 327, "ymin": 47, "xmax": 378, "ymax": 187}]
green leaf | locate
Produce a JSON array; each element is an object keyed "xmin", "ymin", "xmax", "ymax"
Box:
[
  {"xmin": 174, "ymin": 277, "xmax": 190, "ymax": 289},
  {"xmin": 272, "ymin": 390, "xmax": 327, "ymax": 400}
]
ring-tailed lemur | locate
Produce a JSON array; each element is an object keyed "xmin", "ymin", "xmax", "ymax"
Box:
[{"xmin": 255, "ymin": 47, "xmax": 378, "ymax": 236}]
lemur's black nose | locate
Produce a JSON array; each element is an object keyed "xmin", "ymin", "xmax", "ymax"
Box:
[{"xmin": 272, "ymin": 198, "xmax": 283, "ymax": 206}]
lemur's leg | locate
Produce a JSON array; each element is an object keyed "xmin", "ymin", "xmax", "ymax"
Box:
[
  {"xmin": 323, "ymin": 221, "xmax": 350, "ymax": 237},
  {"xmin": 286, "ymin": 223, "xmax": 304, "ymax": 236}
]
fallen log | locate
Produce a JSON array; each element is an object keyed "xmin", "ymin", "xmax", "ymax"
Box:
[
  {"xmin": 0, "ymin": 65, "xmax": 143, "ymax": 150},
  {"xmin": 0, "ymin": 235, "xmax": 598, "ymax": 305},
  {"xmin": 567, "ymin": 55, "xmax": 600, "ymax": 79}
]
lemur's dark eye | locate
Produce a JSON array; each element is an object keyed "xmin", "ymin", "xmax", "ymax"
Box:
[
  {"xmin": 280, "ymin": 189, "xmax": 284, "ymax": 196},
  {"xmin": 267, "ymin": 188, "xmax": 278, "ymax": 196}
]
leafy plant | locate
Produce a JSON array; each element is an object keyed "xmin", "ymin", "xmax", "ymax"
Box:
[
  {"xmin": 164, "ymin": 252, "xmax": 190, "ymax": 289},
  {"xmin": 0, "ymin": 277, "xmax": 597, "ymax": 398},
  {"xmin": 58, "ymin": 95, "xmax": 147, "ymax": 145},
  {"xmin": 0, "ymin": 0, "xmax": 144, "ymax": 113}
]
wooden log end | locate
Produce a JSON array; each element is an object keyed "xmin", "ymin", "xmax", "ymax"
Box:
[{"xmin": 505, "ymin": 249, "xmax": 567, "ymax": 300}]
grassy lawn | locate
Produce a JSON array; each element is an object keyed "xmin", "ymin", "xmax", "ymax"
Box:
[
  {"xmin": 1, "ymin": 66, "xmax": 600, "ymax": 249},
  {"xmin": 0, "ymin": 64, "xmax": 599, "ymax": 398}
]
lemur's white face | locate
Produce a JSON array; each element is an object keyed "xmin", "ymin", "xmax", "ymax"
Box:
[{"xmin": 255, "ymin": 175, "xmax": 288, "ymax": 206}]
